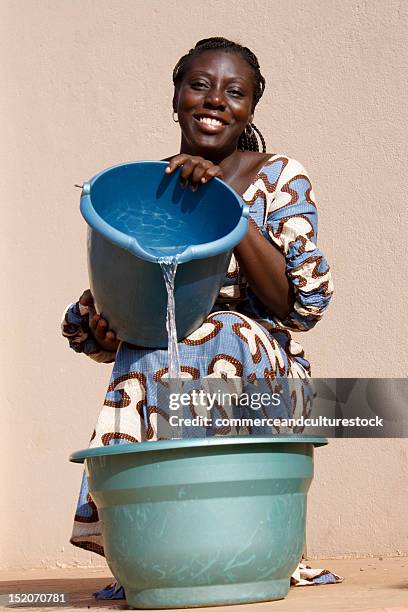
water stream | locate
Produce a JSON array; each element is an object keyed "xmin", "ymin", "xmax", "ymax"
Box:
[
  {"xmin": 158, "ymin": 257, "xmax": 182, "ymax": 438},
  {"xmin": 158, "ymin": 257, "xmax": 181, "ymax": 378}
]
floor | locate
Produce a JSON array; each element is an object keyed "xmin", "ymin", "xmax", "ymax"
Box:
[{"xmin": 0, "ymin": 557, "xmax": 407, "ymax": 612}]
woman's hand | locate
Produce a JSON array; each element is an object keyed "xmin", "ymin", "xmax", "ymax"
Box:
[
  {"xmin": 165, "ymin": 154, "xmax": 223, "ymax": 191},
  {"xmin": 79, "ymin": 290, "xmax": 120, "ymax": 353}
]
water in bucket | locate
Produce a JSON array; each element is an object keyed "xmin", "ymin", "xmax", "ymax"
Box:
[{"xmin": 103, "ymin": 198, "xmax": 190, "ymax": 258}]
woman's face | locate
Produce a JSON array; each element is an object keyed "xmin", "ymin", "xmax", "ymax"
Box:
[{"xmin": 173, "ymin": 50, "xmax": 255, "ymax": 157}]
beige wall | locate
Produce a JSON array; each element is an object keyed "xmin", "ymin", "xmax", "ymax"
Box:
[{"xmin": 1, "ymin": 0, "xmax": 407, "ymax": 569}]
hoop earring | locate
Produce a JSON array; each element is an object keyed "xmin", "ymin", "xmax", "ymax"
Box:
[
  {"xmin": 172, "ymin": 111, "xmax": 179, "ymax": 123},
  {"xmin": 245, "ymin": 123, "xmax": 254, "ymax": 137}
]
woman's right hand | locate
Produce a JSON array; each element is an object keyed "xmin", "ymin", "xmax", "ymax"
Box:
[
  {"xmin": 164, "ymin": 154, "xmax": 224, "ymax": 191},
  {"xmin": 79, "ymin": 290, "xmax": 120, "ymax": 353}
]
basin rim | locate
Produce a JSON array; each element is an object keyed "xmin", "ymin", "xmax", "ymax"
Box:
[{"xmin": 70, "ymin": 435, "xmax": 328, "ymax": 463}]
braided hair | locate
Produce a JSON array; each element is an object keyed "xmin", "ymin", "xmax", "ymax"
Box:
[{"xmin": 172, "ymin": 37, "xmax": 266, "ymax": 153}]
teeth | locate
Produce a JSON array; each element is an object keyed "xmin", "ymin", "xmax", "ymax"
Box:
[{"xmin": 199, "ymin": 117, "xmax": 223, "ymax": 126}]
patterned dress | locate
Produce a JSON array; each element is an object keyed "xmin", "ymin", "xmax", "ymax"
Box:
[{"xmin": 62, "ymin": 153, "xmax": 333, "ymax": 557}]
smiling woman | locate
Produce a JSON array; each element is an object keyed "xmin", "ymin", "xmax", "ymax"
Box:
[{"xmin": 61, "ymin": 36, "xmax": 334, "ymax": 600}]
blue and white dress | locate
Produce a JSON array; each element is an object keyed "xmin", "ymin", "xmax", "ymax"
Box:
[{"xmin": 62, "ymin": 153, "xmax": 334, "ymax": 558}]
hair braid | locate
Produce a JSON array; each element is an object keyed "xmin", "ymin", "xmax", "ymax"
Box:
[{"xmin": 172, "ymin": 37, "xmax": 267, "ymax": 153}]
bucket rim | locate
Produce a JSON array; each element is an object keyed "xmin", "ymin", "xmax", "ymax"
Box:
[
  {"xmin": 80, "ymin": 160, "xmax": 249, "ymax": 264},
  {"xmin": 69, "ymin": 435, "xmax": 328, "ymax": 463}
]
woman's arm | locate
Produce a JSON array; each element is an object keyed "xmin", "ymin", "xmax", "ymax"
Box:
[
  {"xmin": 163, "ymin": 153, "xmax": 333, "ymax": 329},
  {"xmin": 163, "ymin": 153, "xmax": 294, "ymax": 318},
  {"xmin": 237, "ymin": 158, "xmax": 333, "ymax": 331},
  {"xmin": 234, "ymin": 220, "xmax": 294, "ymax": 320}
]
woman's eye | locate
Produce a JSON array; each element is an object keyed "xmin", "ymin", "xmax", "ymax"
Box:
[
  {"xmin": 229, "ymin": 89, "xmax": 244, "ymax": 97},
  {"xmin": 191, "ymin": 82, "xmax": 207, "ymax": 88}
]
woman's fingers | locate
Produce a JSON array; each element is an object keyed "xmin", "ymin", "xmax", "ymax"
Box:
[
  {"xmin": 79, "ymin": 289, "xmax": 94, "ymax": 306},
  {"xmin": 89, "ymin": 315, "xmax": 119, "ymax": 351},
  {"xmin": 79, "ymin": 289, "xmax": 97, "ymax": 318},
  {"xmin": 90, "ymin": 314, "xmax": 100, "ymax": 334},
  {"xmin": 201, "ymin": 165, "xmax": 224, "ymax": 183},
  {"xmin": 103, "ymin": 332, "xmax": 120, "ymax": 352},
  {"xmin": 90, "ymin": 315, "xmax": 107, "ymax": 337},
  {"xmin": 164, "ymin": 154, "xmax": 191, "ymax": 175},
  {"xmin": 190, "ymin": 162, "xmax": 215, "ymax": 186},
  {"xmin": 181, "ymin": 159, "xmax": 215, "ymax": 188},
  {"xmin": 179, "ymin": 158, "xmax": 196, "ymax": 183},
  {"xmin": 165, "ymin": 155, "xmax": 222, "ymax": 190}
]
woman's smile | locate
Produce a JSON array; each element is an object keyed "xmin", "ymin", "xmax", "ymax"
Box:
[{"xmin": 193, "ymin": 114, "xmax": 229, "ymax": 133}]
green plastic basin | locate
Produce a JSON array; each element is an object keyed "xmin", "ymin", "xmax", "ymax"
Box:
[{"xmin": 70, "ymin": 436, "xmax": 327, "ymax": 608}]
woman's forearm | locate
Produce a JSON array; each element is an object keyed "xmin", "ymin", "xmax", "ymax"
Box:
[{"xmin": 234, "ymin": 219, "xmax": 295, "ymax": 319}]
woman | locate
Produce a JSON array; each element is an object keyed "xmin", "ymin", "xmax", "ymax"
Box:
[{"xmin": 62, "ymin": 37, "xmax": 334, "ymax": 598}]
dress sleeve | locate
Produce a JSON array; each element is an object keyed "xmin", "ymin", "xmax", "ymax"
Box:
[
  {"xmin": 61, "ymin": 301, "xmax": 117, "ymax": 363},
  {"xmin": 264, "ymin": 157, "xmax": 334, "ymax": 332}
]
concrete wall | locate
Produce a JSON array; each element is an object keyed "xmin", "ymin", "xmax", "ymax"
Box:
[{"xmin": 1, "ymin": 0, "xmax": 407, "ymax": 568}]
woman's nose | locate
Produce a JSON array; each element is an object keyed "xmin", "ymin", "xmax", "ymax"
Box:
[{"xmin": 204, "ymin": 88, "xmax": 226, "ymax": 108}]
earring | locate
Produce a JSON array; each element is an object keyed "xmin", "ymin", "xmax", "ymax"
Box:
[
  {"xmin": 245, "ymin": 123, "xmax": 254, "ymax": 137},
  {"xmin": 172, "ymin": 111, "xmax": 179, "ymax": 123}
]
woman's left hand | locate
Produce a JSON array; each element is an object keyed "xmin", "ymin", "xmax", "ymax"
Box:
[
  {"xmin": 165, "ymin": 154, "xmax": 224, "ymax": 191},
  {"xmin": 79, "ymin": 289, "xmax": 120, "ymax": 353}
]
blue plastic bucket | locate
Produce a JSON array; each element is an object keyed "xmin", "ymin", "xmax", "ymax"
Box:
[
  {"xmin": 70, "ymin": 436, "xmax": 327, "ymax": 608},
  {"xmin": 80, "ymin": 161, "xmax": 249, "ymax": 347}
]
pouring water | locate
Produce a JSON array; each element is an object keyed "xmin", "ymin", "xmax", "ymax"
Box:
[{"xmin": 158, "ymin": 256, "xmax": 182, "ymax": 439}]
